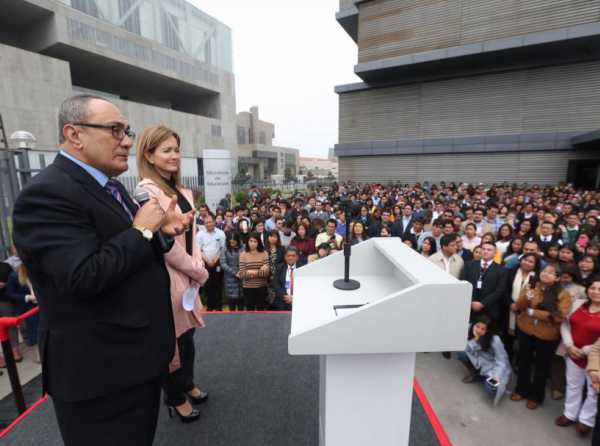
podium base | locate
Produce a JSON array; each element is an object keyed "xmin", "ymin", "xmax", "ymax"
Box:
[{"xmin": 332, "ymin": 278, "xmax": 361, "ymax": 291}]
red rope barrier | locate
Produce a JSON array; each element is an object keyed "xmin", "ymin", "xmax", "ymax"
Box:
[{"xmin": 0, "ymin": 307, "xmax": 39, "ymax": 342}]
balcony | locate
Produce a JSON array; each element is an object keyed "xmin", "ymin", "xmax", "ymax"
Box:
[{"xmin": 336, "ymin": 0, "xmax": 358, "ymax": 42}]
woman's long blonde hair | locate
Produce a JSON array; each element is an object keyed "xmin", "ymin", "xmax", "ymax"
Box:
[{"xmin": 136, "ymin": 124, "xmax": 182, "ymax": 196}]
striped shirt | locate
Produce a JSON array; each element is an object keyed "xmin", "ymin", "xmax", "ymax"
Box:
[{"xmin": 239, "ymin": 251, "xmax": 270, "ymax": 288}]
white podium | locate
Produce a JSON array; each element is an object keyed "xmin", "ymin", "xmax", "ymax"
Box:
[{"xmin": 288, "ymin": 238, "xmax": 472, "ymax": 446}]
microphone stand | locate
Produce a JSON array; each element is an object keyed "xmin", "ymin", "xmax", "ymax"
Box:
[{"xmin": 333, "ymin": 199, "xmax": 360, "ymax": 291}]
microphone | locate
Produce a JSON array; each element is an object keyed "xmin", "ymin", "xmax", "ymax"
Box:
[{"xmin": 133, "ymin": 188, "xmax": 170, "ymax": 252}]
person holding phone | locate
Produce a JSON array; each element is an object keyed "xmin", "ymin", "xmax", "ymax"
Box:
[{"xmin": 457, "ymin": 316, "xmax": 511, "ymax": 406}]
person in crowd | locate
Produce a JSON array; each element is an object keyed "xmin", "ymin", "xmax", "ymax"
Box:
[
  {"xmin": 556, "ymin": 277, "xmax": 600, "ymax": 435},
  {"xmin": 266, "ymin": 229, "xmax": 285, "ymax": 307},
  {"xmin": 462, "ymin": 223, "xmax": 481, "ymax": 252},
  {"xmin": 5, "ymin": 265, "xmax": 39, "ymax": 362},
  {"xmin": 544, "ymin": 242, "xmax": 561, "ymax": 266},
  {"xmin": 418, "ymin": 219, "xmax": 444, "ymax": 251},
  {"xmin": 504, "ymin": 240, "xmax": 544, "ymax": 270},
  {"xmin": 220, "ymin": 232, "xmax": 243, "ymax": 312},
  {"xmin": 315, "ymin": 219, "xmax": 343, "ymax": 251},
  {"xmin": 335, "ymin": 208, "xmax": 347, "ymax": 237},
  {"xmin": 380, "ymin": 226, "xmax": 392, "ymax": 237},
  {"xmin": 456, "ymin": 237, "xmax": 474, "ymax": 262},
  {"xmin": 13, "ymin": 95, "xmax": 194, "ymax": 444},
  {"xmin": 472, "ymin": 208, "xmax": 494, "ymax": 236},
  {"xmin": 357, "ymin": 205, "xmax": 372, "ymax": 232},
  {"xmin": 429, "ymin": 234, "xmax": 464, "ymax": 278},
  {"xmin": 561, "ymin": 214, "xmax": 581, "ymax": 245},
  {"xmin": 558, "ymin": 244, "xmax": 578, "ymax": 270},
  {"xmin": 511, "ymin": 263, "xmax": 571, "ymax": 409},
  {"xmin": 504, "ymin": 253, "xmax": 539, "ymax": 363},
  {"xmin": 457, "ymin": 316, "xmax": 512, "ymax": 406},
  {"xmin": 502, "ymin": 237, "xmax": 524, "ymax": 263},
  {"xmin": 516, "ymin": 219, "xmax": 534, "ymax": 241},
  {"xmin": 239, "ymin": 232, "xmax": 270, "ymax": 311},
  {"xmin": 560, "ymin": 265, "xmax": 586, "ymax": 302},
  {"xmin": 420, "ymin": 236, "xmax": 438, "ymax": 259},
  {"xmin": 196, "ymin": 213, "xmax": 226, "ymax": 311},
  {"xmin": 309, "ymin": 200, "xmax": 329, "ymax": 222},
  {"xmin": 578, "ymin": 255, "xmax": 597, "ymax": 287},
  {"xmin": 0, "ymin": 261, "xmax": 22, "ymax": 366},
  {"xmin": 253, "ymin": 220, "xmax": 268, "ymax": 248},
  {"xmin": 271, "ymin": 247, "xmax": 300, "ymax": 311},
  {"xmin": 472, "ymin": 245, "xmax": 483, "ymax": 262},
  {"xmin": 308, "ymin": 243, "xmax": 332, "ymax": 263},
  {"xmin": 495, "ymin": 224, "xmax": 513, "ymax": 256},
  {"xmin": 391, "ymin": 204, "xmax": 414, "ymax": 238},
  {"xmin": 350, "ymin": 221, "xmax": 368, "ymax": 245},
  {"xmin": 290, "ymin": 223, "xmax": 315, "ymax": 267},
  {"xmin": 429, "ymin": 233, "xmax": 464, "ymax": 359},
  {"xmin": 136, "ymin": 124, "xmax": 210, "ymax": 423},
  {"xmin": 462, "ymin": 242, "xmax": 507, "ymax": 326},
  {"xmin": 277, "ymin": 218, "xmax": 295, "ymax": 248}
]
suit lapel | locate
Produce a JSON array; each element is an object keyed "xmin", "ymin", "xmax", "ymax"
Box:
[{"xmin": 53, "ymin": 154, "xmax": 132, "ymax": 225}]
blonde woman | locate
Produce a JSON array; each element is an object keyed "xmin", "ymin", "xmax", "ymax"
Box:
[{"xmin": 136, "ymin": 125, "xmax": 208, "ymax": 423}]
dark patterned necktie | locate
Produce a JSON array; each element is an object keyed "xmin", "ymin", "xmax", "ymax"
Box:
[{"xmin": 105, "ymin": 179, "xmax": 134, "ymax": 221}]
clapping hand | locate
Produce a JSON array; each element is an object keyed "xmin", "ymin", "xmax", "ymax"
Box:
[
  {"xmin": 161, "ymin": 195, "xmax": 195, "ymax": 237},
  {"xmin": 567, "ymin": 345, "xmax": 584, "ymax": 361},
  {"xmin": 591, "ymin": 371, "xmax": 600, "ymax": 393}
]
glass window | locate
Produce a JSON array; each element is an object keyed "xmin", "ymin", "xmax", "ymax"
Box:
[
  {"xmin": 119, "ymin": 0, "xmax": 141, "ymax": 35},
  {"xmin": 237, "ymin": 126, "xmax": 247, "ymax": 145}
]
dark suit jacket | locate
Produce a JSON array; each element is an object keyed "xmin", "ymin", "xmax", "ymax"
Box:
[
  {"xmin": 12, "ymin": 154, "xmax": 175, "ymax": 402},
  {"xmin": 391, "ymin": 217, "xmax": 413, "ymax": 238},
  {"xmin": 533, "ymin": 235, "xmax": 562, "ymax": 253},
  {"xmin": 461, "ymin": 260, "xmax": 507, "ymax": 322},
  {"xmin": 270, "ymin": 263, "xmax": 294, "ymax": 311}
]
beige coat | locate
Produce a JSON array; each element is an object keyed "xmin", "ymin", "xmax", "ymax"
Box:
[{"xmin": 428, "ymin": 251, "xmax": 464, "ymax": 279}]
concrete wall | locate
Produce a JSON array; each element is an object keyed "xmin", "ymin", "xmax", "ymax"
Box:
[
  {"xmin": 0, "ymin": 42, "xmax": 237, "ymax": 177},
  {"xmin": 339, "ymin": 60, "xmax": 600, "ymax": 144},
  {"xmin": 0, "ymin": 42, "xmax": 71, "ymax": 148},
  {"xmin": 358, "ymin": 0, "xmax": 600, "ymax": 63},
  {"xmin": 338, "ymin": 149, "xmax": 598, "ymax": 184}
]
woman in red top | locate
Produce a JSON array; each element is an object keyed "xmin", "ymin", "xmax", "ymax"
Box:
[
  {"xmin": 556, "ymin": 278, "xmax": 600, "ymax": 435},
  {"xmin": 290, "ymin": 222, "xmax": 315, "ymax": 267}
]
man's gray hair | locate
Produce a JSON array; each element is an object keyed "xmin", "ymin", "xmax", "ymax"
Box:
[{"xmin": 58, "ymin": 94, "xmax": 108, "ymax": 144}]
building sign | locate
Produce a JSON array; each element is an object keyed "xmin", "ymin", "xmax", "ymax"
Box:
[{"xmin": 202, "ymin": 150, "xmax": 231, "ymax": 211}]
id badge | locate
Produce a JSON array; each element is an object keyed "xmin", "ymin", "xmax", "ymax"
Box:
[
  {"xmin": 477, "ymin": 280, "xmax": 482, "ymax": 289},
  {"xmin": 216, "ymin": 266, "xmax": 221, "ymax": 273}
]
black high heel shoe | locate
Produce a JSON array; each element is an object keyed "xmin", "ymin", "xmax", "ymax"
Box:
[
  {"xmin": 187, "ymin": 390, "xmax": 209, "ymax": 405},
  {"xmin": 167, "ymin": 405, "xmax": 201, "ymax": 423}
]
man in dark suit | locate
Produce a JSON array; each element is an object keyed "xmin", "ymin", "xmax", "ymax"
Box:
[
  {"xmin": 461, "ymin": 242, "xmax": 507, "ymax": 326},
  {"xmin": 533, "ymin": 221, "xmax": 563, "ymax": 252},
  {"xmin": 12, "ymin": 95, "xmax": 192, "ymax": 446},
  {"xmin": 391, "ymin": 204, "xmax": 414, "ymax": 238},
  {"xmin": 271, "ymin": 247, "xmax": 299, "ymax": 311}
]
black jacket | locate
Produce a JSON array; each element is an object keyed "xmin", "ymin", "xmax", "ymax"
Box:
[
  {"xmin": 461, "ymin": 260, "xmax": 507, "ymax": 322},
  {"xmin": 391, "ymin": 217, "xmax": 413, "ymax": 238},
  {"xmin": 271, "ymin": 263, "xmax": 294, "ymax": 311},
  {"xmin": 12, "ymin": 154, "xmax": 175, "ymax": 402}
]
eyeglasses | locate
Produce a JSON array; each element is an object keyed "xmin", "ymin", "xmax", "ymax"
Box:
[{"xmin": 72, "ymin": 122, "xmax": 136, "ymax": 141}]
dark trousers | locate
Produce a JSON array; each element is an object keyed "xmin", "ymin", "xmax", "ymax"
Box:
[
  {"xmin": 228, "ymin": 298, "xmax": 244, "ymax": 311},
  {"xmin": 204, "ymin": 266, "xmax": 223, "ymax": 311},
  {"xmin": 52, "ymin": 378, "xmax": 161, "ymax": 446},
  {"xmin": 163, "ymin": 328, "xmax": 196, "ymax": 407},
  {"xmin": 271, "ymin": 298, "xmax": 292, "ymax": 311},
  {"xmin": 243, "ymin": 287, "xmax": 267, "ymax": 311},
  {"xmin": 515, "ymin": 331, "xmax": 558, "ymax": 404}
]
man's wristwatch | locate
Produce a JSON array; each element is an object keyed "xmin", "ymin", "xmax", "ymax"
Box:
[{"xmin": 133, "ymin": 225, "xmax": 154, "ymax": 241}]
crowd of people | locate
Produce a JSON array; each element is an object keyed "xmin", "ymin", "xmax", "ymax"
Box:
[
  {"xmin": 1, "ymin": 94, "xmax": 600, "ymax": 444},
  {"xmin": 196, "ymin": 180, "xmax": 600, "ymax": 442}
]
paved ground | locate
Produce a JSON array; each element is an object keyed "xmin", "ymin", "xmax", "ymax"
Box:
[
  {"xmin": 0, "ymin": 339, "xmax": 594, "ymax": 446},
  {"xmin": 0, "ymin": 344, "xmax": 41, "ymax": 400},
  {"xmin": 416, "ymin": 353, "xmax": 589, "ymax": 446}
]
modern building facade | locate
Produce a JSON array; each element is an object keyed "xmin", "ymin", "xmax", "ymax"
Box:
[
  {"xmin": 0, "ymin": 0, "xmax": 237, "ymax": 181},
  {"xmin": 335, "ymin": 0, "xmax": 600, "ymax": 188},
  {"xmin": 299, "ymin": 155, "xmax": 338, "ymax": 178},
  {"xmin": 236, "ymin": 106, "xmax": 299, "ymax": 180}
]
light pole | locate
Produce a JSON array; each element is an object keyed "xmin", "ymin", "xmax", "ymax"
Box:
[{"xmin": 9, "ymin": 130, "xmax": 36, "ymax": 187}]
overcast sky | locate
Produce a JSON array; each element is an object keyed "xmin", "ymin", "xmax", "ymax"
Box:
[{"xmin": 192, "ymin": 1, "xmax": 360, "ymax": 158}]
